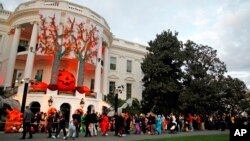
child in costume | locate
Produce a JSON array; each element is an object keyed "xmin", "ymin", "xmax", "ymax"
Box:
[
  {"xmin": 81, "ymin": 114, "xmax": 85, "ymax": 133},
  {"xmin": 64, "ymin": 120, "xmax": 76, "ymax": 140},
  {"xmin": 134, "ymin": 114, "xmax": 141, "ymax": 134},
  {"xmin": 100, "ymin": 113, "xmax": 109, "ymax": 136},
  {"xmin": 156, "ymin": 115, "xmax": 162, "ymax": 134}
]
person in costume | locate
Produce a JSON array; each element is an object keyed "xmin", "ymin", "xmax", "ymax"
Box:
[
  {"xmin": 156, "ymin": 115, "xmax": 162, "ymax": 134},
  {"xmin": 64, "ymin": 120, "xmax": 76, "ymax": 140},
  {"xmin": 139, "ymin": 113, "xmax": 146, "ymax": 134},
  {"xmin": 134, "ymin": 114, "xmax": 141, "ymax": 134},
  {"xmin": 100, "ymin": 113, "xmax": 109, "ymax": 136},
  {"xmin": 81, "ymin": 113, "xmax": 85, "ymax": 133},
  {"xmin": 52, "ymin": 112, "xmax": 66, "ymax": 139},
  {"xmin": 46, "ymin": 113, "xmax": 54, "ymax": 138}
]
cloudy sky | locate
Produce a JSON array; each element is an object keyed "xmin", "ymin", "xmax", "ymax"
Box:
[{"xmin": 1, "ymin": 0, "xmax": 250, "ymax": 88}]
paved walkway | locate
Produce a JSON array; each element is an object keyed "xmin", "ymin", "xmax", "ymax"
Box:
[{"xmin": 0, "ymin": 130, "xmax": 229, "ymax": 141}]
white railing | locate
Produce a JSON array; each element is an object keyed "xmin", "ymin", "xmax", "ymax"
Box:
[
  {"xmin": 0, "ymin": 9, "xmax": 12, "ymax": 20},
  {"xmin": 13, "ymin": 0, "xmax": 110, "ymax": 29},
  {"xmin": 113, "ymin": 38, "xmax": 147, "ymax": 49},
  {"xmin": 44, "ymin": 1, "xmax": 59, "ymax": 7}
]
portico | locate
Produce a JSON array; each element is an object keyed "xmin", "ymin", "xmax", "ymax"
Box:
[{"xmin": 0, "ymin": 0, "xmax": 146, "ymax": 115}]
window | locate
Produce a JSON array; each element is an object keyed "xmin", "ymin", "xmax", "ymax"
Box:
[
  {"xmin": 18, "ymin": 40, "xmax": 29, "ymax": 52},
  {"xmin": 127, "ymin": 60, "xmax": 132, "ymax": 72},
  {"xmin": 110, "ymin": 57, "xmax": 116, "ymax": 70},
  {"xmin": 90, "ymin": 79, "xmax": 95, "ymax": 92},
  {"xmin": 0, "ymin": 35, "xmax": 2, "ymax": 52},
  {"xmin": 109, "ymin": 81, "xmax": 116, "ymax": 94},
  {"xmin": 126, "ymin": 83, "xmax": 132, "ymax": 99},
  {"xmin": 35, "ymin": 69, "xmax": 43, "ymax": 82},
  {"xmin": 12, "ymin": 69, "xmax": 24, "ymax": 84}
]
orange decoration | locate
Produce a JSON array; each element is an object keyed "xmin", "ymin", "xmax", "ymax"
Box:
[
  {"xmin": 4, "ymin": 109, "xmax": 23, "ymax": 133},
  {"xmin": 29, "ymin": 82, "xmax": 48, "ymax": 92},
  {"xmin": 76, "ymin": 86, "xmax": 90, "ymax": 94},
  {"xmin": 47, "ymin": 107, "xmax": 57, "ymax": 115},
  {"xmin": 57, "ymin": 70, "xmax": 76, "ymax": 92}
]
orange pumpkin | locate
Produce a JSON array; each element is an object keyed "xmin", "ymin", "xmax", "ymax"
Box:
[
  {"xmin": 76, "ymin": 86, "xmax": 90, "ymax": 94},
  {"xmin": 30, "ymin": 82, "xmax": 48, "ymax": 92},
  {"xmin": 57, "ymin": 70, "xmax": 76, "ymax": 91}
]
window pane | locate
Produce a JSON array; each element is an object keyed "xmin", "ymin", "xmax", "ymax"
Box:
[
  {"xmin": 0, "ymin": 35, "xmax": 3, "ymax": 53},
  {"xmin": 110, "ymin": 57, "xmax": 116, "ymax": 70},
  {"xmin": 90, "ymin": 79, "xmax": 95, "ymax": 92},
  {"xmin": 18, "ymin": 40, "xmax": 29, "ymax": 52},
  {"xmin": 126, "ymin": 83, "xmax": 132, "ymax": 99},
  {"xmin": 127, "ymin": 60, "xmax": 132, "ymax": 72},
  {"xmin": 35, "ymin": 69, "xmax": 43, "ymax": 82},
  {"xmin": 109, "ymin": 81, "xmax": 116, "ymax": 94}
]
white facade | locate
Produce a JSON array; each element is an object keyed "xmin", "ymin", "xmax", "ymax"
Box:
[{"xmin": 0, "ymin": 0, "xmax": 147, "ymax": 116}]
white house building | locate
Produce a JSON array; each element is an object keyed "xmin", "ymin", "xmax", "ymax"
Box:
[{"xmin": 0, "ymin": 0, "xmax": 147, "ymax": 120}]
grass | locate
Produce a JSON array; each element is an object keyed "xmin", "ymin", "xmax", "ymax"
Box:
[{"xmin": 135, "ymin": 134, "xmax": 229, "ymax": 141}]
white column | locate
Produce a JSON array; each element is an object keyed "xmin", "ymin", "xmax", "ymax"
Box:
[
  {"xmin": 23, "ymin": 22, "xmax": 39, "ymax": 80},
  {"xmin": 94, "ymin": 34, "xmax": 103, "ymax": 100},
  {"xmin": 4, "ymin": 26, "xmax": 21, "ymax": 87},
  {"xmin": 102, "ymin": 46, "xmax": 109, "ymax": 95}
]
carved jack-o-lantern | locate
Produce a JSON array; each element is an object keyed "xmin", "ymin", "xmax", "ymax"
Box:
[
  {"xmin": 30, "ymin": 82, "xmax": 48, "ymax": 92},
  {"xmin": 57, "ymin": 70, "xmax": 76, "ymax": 91}
]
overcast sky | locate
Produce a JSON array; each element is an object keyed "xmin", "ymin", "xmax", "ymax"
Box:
[{"xmin": 1, "ymin": 0, "xmax": 250, "ymax": 88}]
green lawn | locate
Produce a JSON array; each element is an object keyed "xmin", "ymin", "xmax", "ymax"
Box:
[{"xmin": 135, "ymin": 134, "xmax": 229, "ymax": 141}]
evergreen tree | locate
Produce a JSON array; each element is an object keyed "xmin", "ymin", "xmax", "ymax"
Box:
[
  {"xmin": 179, "ymin": 40, "xmax": 227, "ymax": 114},
  {"xmin": 220, "ymin": 76, "xmax": 249, "ymax": 114},
  {"xmin": 141, "ymin": 30, "xmax": 184, "ymax": 114}
]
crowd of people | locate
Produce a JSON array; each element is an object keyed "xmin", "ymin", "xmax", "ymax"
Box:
[{"xmin": 20, "ymin": 106, "xmax": 249, "ymax": 140}]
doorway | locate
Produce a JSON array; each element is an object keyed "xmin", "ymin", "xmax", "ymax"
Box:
[
  {"xmin": 60, "ymin": 103, "xmax": 71, "ymax": 123},
  {"xmin": 30, "ymin": 101, "xmax": 41, "ymax": 114}
]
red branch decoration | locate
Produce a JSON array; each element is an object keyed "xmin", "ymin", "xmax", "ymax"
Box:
[
  {"xmin": 64, "ymin": 17, "xmax": 99, "ymax": 92},
  {"xmin": 38, "ymin": 14, "xmax": 99, "ymax": 92}
]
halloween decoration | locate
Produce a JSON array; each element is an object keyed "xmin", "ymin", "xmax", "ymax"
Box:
[
  {"xmin": 57, "ymin": 70, "xmax": 76, "ymax": 92},
  {"xmin": 4, "ymin": 109, "xmax": 23, "ymax": 133},
  {"xmin": 0, "ymin": 96, "xmax": 21, "ymax": 111},
  {"xmin": 19, "ymin": 126, "xmax": 23, "ymax": 133},
  {"xmin": 39, "ymin": 13, "xmax": 75, "ymax": 90},
  {"xmin": 29, "ymin": 82, "xmax": 48, "ymax": 92},
  {"xmin": 76, "ymin": 86, "xmax": 90, "ymax": 94},
  {"xmin": 47, "ymin": 107, "xmax": 57, "ymax": 116}
]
